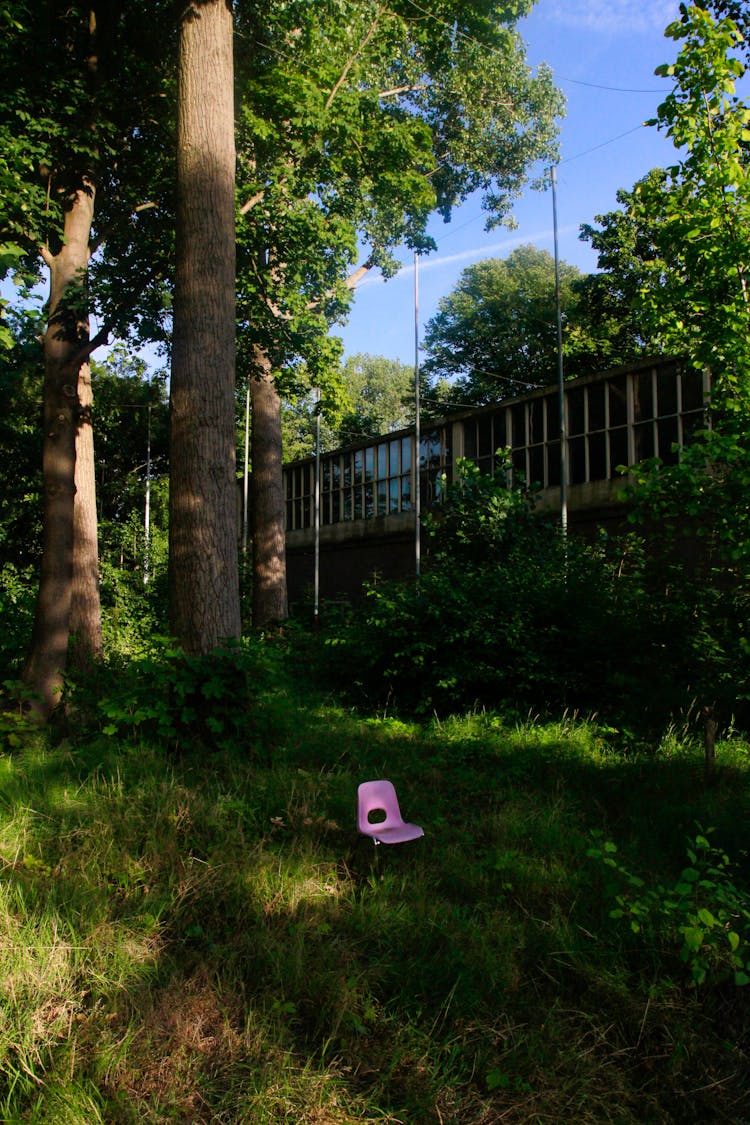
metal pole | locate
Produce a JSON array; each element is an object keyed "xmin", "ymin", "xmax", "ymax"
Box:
[
  {"xmin": 314, "ymin": 387, "xmax": 321, "ymax": 622},
  {"xmin": 242, "ymin": 380, "xmax": 250, "ymax": 566},
  {"xmin": 414, "ymin": 251, "xmax": 421, "ymax": 578},
  {"xmin": 551, "ymin": 165, "xmax": 568, "ymax": 537},
  {"xmin": 143, "ymin": 404, "xmax": 151, "ymax": 585}
]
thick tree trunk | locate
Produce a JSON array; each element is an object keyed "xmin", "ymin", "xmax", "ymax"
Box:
[
  {"xmin": 24, "ymin": 185, "xmax": 95, "ymax": 717},
  {"xmin": 69, "ymin": 359, "xmax": 103, "ymax": 669},
  {"xmin": 251, "ymin": 346, "xmax": 289, "ymax": 627},
  {"xmin": 169, "ymin": 0, "xmax": 241, "ymax": 654}
]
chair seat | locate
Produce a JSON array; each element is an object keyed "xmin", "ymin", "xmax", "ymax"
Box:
[{"xmin": 363, "ymin": 822, "xmax": 425, "ymax": 845}]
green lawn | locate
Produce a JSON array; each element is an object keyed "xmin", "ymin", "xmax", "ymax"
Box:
[{"xmin": 0, "ymin": 666, "xmax": 749, "ymax": 1123}]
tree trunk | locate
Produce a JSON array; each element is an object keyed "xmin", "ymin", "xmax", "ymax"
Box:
[
  {"xmin": 251, "ymin": 345, "xmax": 289, "ymax": 627},
  {"xmin": 169, "ymin": 0, "xmax": 241, "ymax": 654},
  {"xmin": 24, "ymin": 185, "xmax": 95, "ymax": 717},
  {"xmin": 69, "ymin": 358, "xmax": 103, "ymax": 669}
]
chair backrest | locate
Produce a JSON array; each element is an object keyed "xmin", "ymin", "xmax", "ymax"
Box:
[{"xmin": 357, "ymin": 779, "xmax": 404, "ymax": 833}]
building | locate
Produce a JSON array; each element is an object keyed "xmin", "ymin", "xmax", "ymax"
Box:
[{"xmin": 283, "ymin": 356, "xmax": 708, "ymax": 605}]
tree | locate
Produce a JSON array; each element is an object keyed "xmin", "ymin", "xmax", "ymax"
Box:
[
  {"xmin": 338, "ymin": 353, "xmax": 415, "ymax": 442},
  {"xmin": 233, "ymin": 0, "xmax": 563, "ymax": 624},
  {"xmin": 582, "ymin": 6, "xmax": 750, "ymax": 393},
  {"xmin": 90, "ymin": 347, "xmax": 169, "ymax": 564},
  {"xmin": 580, "ymin": 6, "xmax": 750, "ymax": 724},
  {"xmin": 0, "ymin": 3, "xmax": 175, "ymax": 713},
  {"xmin": 280, "ymin": 353, "xmax": 416, "ymax": 462},
  {"xmin": 421, "ymin": 244, "xmax": 646, "ymax": 407},
  {"xmin": 169, "ymin": 0, "xmax": 241, "ymax": 653}
]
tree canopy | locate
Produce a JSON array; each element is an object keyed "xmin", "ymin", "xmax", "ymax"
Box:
[
  {"xmin": 582, "ymin": 5, "xmax": 750, "ymax": 396},
  {"xmin": 420, "ymin": 244, "xmax": 646, "ymax": 406},
  {"xmin": 234, "ymin": 0, "xmax": 563, "ymax": 395}
]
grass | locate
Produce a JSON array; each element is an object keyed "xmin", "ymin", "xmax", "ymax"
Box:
[{"xmin": 0, "ymin": 659, "xmax": 749, "ymax": 1123}]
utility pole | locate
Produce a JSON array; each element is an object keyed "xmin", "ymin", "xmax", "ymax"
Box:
[
  {"xmin": 143, "ymin": 403, "xmax": 152, "ymax": 584},
  {"xmin": 314, "ymin": 387, "xmax": 321, "ymax": 623},
  {"xmin": 551, "ymin": 165, "xmax": 568, "ymax": 537},
  {"xmin": 414, "ymin": 251, "xmax": 421, "ymax": 578}
]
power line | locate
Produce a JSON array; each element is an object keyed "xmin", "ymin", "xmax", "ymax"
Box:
[
  {"xmin": 559, "ymin": 122, "xmax": 648, "ymax": 166},
  {"xmin": 554, "ymin": 74, "xmax": 664, "ymax": 95},
  {"xmin": 400, "ymin": 0, "xmax": 666, "ymax": 95}
]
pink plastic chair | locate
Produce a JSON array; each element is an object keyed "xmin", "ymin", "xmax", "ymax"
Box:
[{"xmin": 357, "ymin": 779, "xmax": 425, "ymax": 845}]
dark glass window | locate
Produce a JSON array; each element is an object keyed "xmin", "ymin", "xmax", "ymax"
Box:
[
  {"xmin": 588, "ymin": 383, "xmax": 606, "ymax": 431},
  {"xmin": 657, "ymin": 368, "xmax": 678, "ymax": 416},
  {"xmin": 478, "ymin": 416, "xmax": 492, "ymax": 456},
  {"xmin": 529, "ymin": 444, "xmax": 544, "ymax": 487},
  {"xmin": 545, "ymin": 395, "xmax": 559, "ymax": 440},
  {"xmin": 681, "ymin": 369, "xmax": 704, "ymax": 412},
  {"xmin": 401, "ymin": 437, "xmax": 411, "ymax": 473},
  {"xmin": 377, "ymin": 480, "xmax": 387, "ymax": 516},
  {"xmin": 569, "ymin": 436, "xmax": 586, "ymax": 484},
  {"xmin": 354, "ymin": 450, "xmax": 363, "ymax": 485},
  {"xmin": 588, "ymin": 431, "xmax": 606, "ymax": 481},
  {"xmin": 389, "ymin": 439, "xmax": 400, "ymax": 476},
  {"xmin": 547, "ymin": 440, "xmax": 561, "ymax": 486},
  {"xmin": 511, "ymin": 403, "xmax": 526, "ymax": 448},
  {"xmin": 511, "ymin": 447, "xmax": 526, "ymax": 479},
  {"xmin": 609, "ymin": 428, "xmax": 629, "ymax": 475},
  {"xmin": 389, "ymin": 478, "xmax": 400, "ymax": 514},
  {"xmin": 464, "ymin": 422, "xmax": 478, "ymax": 460},
  {"xmin": 377, "ymin": 443, "xmax": 387, "ymax": 479},
  {"xmin": 365, "ymin": 446, "xmax": 374, "ymax": 482},
  {"xmin": 364, "ymin": 482, "xmax": 374, "ymax": 519},
  {"xmin": 634, "ymin": 421, "xmax": 654, "ymax": 462},
  {"xmin": 568, "ymin": 387, "xmax": 585, "ymax": 436},
  {"xmin": 608, "ymin": 376, "xmax": 627, "ymax": 427},
  {"xmin": 634, "ymin": 371, "xmax": 654, "ymax": 421},
  {"xmin": 493, "ymin": 411, "xmax": 507, "ymax": 450},
  {"xmin": 529, "ymin": 398, "xmax": 544, "ymax": 444},
  {"xmin": 657, "ymin": 416, "xmax": 679, "ymax": 464}
]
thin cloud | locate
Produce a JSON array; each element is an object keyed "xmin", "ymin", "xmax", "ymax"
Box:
[
  {"xmin": 359, "ymin": 226, "xmax": 578, "ymax": 285},
  {"xmin": 543, "ymin": 0, "xmax": 679, "ymax": 36}
]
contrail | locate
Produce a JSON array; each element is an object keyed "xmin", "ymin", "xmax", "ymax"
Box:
[{"xmin": 358, "ymin": 225, "xmax": 579, "ymax": 285}]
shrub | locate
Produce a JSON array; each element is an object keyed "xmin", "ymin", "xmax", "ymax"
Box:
[{"xmin": 322, "ymin": 459, "xmax": 714, "ymax": 729}]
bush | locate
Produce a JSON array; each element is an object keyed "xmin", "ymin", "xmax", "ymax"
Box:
[{"xmin": 322, "ymin": 459, "xmax": 720, "ymax": 730}]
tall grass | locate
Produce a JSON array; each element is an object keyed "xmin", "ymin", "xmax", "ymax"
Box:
[{"xmin": 0, "ymin": 668, "xmax": 749, "ymax": 1123}]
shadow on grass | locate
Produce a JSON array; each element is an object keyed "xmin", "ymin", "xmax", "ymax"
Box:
[{"xmin": 0, "ymin": 704, "xmax": 749, "ymax": 1123}]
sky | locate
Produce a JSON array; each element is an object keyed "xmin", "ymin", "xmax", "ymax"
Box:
[{"xmin": 336, "ymin": 0, "xmax": 684, "ymax": 365}]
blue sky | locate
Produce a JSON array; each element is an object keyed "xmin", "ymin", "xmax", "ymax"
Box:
[{"xmin": 337, "ymin": 0, "xmax": 684, "ymax": 365}]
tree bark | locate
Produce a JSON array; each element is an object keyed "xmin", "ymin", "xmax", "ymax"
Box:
[
  {"xmin": 251, "ymin": 345, "xmax": 289, "ymax": 627},
  {"xmin": 24, "ymin": 185, "xmax": 95, "ymax": 717},
  {"xmin": 69, "ymin": 358, "xmax": 103, "ymax": 668},
  {"xmin": 169, "ymin": 0, "xmax": 241, "ymax": 654}
]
